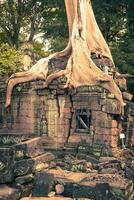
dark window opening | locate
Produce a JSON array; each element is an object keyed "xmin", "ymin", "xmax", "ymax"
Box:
[{"xmin": 76, "ymin": 108, "xmax": 91, "ymax": 133}]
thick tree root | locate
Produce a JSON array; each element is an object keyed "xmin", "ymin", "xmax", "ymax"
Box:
[{"xmin": 5, "ymin": 0, "xmax": 125, "ymax": 114}]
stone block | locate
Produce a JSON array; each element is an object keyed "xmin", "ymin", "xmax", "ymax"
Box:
[
  {"xmin": 64, "ymin": 101, "xmax": 72, "ymax": 108},
  {"xmin": 94, "ymin": 122, "xmax": 119, "ymax": 136},
  {"xmin": 72, "ymin": 95, "xmax": 89, "ymax": 102},
  {"xmin": 68, "ymin": 134, "xmax": 91, "ymax": 144},
  {"xmin": 0, "ymin": 184, "xmax": 20, "ymax": 200},
  {"xmin": 14, "ymin": 137, "xmax": 44, "ymax": 159},
  {"xmin": 69, "ymin": 128, "xmax": 75, "ymax": 135},
  {"xmin": 47, "ymin": 99, "xmax": 58, "ymax": 111},
  {"xmin": 76, "ymin": 86, "xmax": 103, "ymax": 93},
  {"xmin": 0, "ymin": 147, "xmax": 14, "ymax": 183},
  {"xmin": 76, "ymin": 86, "xmax": 89, "ymax": 92},
  {"xmin": 17, "ymin": 183, "xmax": 33, "ymax": 198},
  {"xmin": 115, "ymin": 78, "xmax": 127, "ymax": 91},
  {"xmin": 73, "ymin": 101, "xmax": 89, "ymax": 108},
  {"xmin": 110, "ymin": 136, "xmax": 119, "ymax": 148},
  {"xmin": 64, "ymin": 112, "xmax": 72, "ymax": 119},
  {"xmin": 32, "ymin": 171, "xmax": 54, "ymax": 197},
  {"xmin": 14, "ymin": 152, "xmax": 55, "ymax": 176},
  {"xmin": 90, "ymin": 102, "xmax": 101, "ymax": 111},
  {"xmin": 94, "ymin": 134, "xmax": 118, "ymax": 148},
  {"xmin": 73, "ymin": 174, "xmax": 133, "ymax": 200},
  {"xmin": 92, "ymin": 111, "xmax": 108, "ymax": 122},
  {"xmin": 60, "ymin": 107, "xmax": 71, "ymax": 113},
  {"xmin": 99, "ymin": 156, "xmax": 119, "ymax": 163},
  {"xmin": 100, "ymin": 120, "xmax": 118, "ymax": 128},
  {"xmin": 101, "ymin": 99, "xmax": 121, "ymax": 114},
  {"xmin": 48, "ymin": 125, "xmax": 56, "ymax": 136},
  {"xmin": 57, "ymin": 89, "xmax": 66, "ymax": 95},
  {"xmin": 15, "ymin": 174, "xmax": 34, "ymax": 185},
  {"xmin": 54, "ymin": 136, "xmax": 68, "ymax": 144},
  {"xmin": 38, "ymin": 169, "xmax": 133, "ymax": 200},
  {"xmin": 123, "ymin": 92, "xmax": 133, "ymax": 101},
  {"xmin": 73, "ymin": 183, "xmax": 113, "ymax": 199}
]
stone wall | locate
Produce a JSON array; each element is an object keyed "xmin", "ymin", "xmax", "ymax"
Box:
[{"xmin": 0, "ymin": 78, "xmax": 134, "ymax": 148}]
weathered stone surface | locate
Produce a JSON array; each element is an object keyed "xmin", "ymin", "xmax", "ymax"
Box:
[
  {"xmin": 100, "ymin": 120, "xmax": 118, "ymax": 128},
  {"xmin": 92, "ymin": 111, "xmax": 108, "ymax": 126},
  {"xmin": 0, "ymin": 184, "xmax": 20, "ymax": 200},
  {"xmin": 123, "ymin": 92, "xmax": 133, "ymax": 101},
  {"xmin": 115, "ymin": 77, "xmax": 127, "ymax": 91},
  {"xmin": 72, "ymin": 95, "xmax": 89, "ymax": 102},
  {"xmin": 0, "ymin": 147, "xmax": 14, "ymax": 183},
  {"xmin": 99, "ymin": 167, "xmax": 118, "ymax": 174},
  {"xmin": 76, "ymin": 86, "xmax": 103, "ymax": 93},
  {"xmin": 17, "ymin": 183, "xmax": 33, "ymax": 198},
  {"xmin": 99, "ymin": 156, "xmax": 119, "ymax": 163},
  {"xmin": 0, "ymin": 74, "xmax": 134, "ymax": 149},
  {"xmin": 37, "ymin": 89, "xmax": 50, "ymax": 96},
  {"xmin": 68, "ymin": 134, "xmax": 92, "ymax": 144},
  {"xmin": 15, "ymin": 174, "xmax": 34, "ymax": 185},
  {"xmin": 101, "ymin": 99, "xmax": 121, "ymax": 114},
  {"xmin": 95, "ymin": 127, "xmax": 119, "ymax": 136},
  {"xmin": 14, "ymin": 137, "xmax": 44, "ymax": 159},
  {"xmin": 94, "ymin": 134, "xmax": 118, "ymax": 148},
  {"xmin": 0, "ymin": 133, "xmax": 35, "ymax": 145},
  {"xmin": 39, "ymin": 169, "xmax": 134, "ymax": 200},
  {"xmin": 73, "ymin": 182, "xmax": 113, "ymax": 199},
  {"xmin": 32, "ymin": 171, "xmax": 54, "ymax": 197},
  {"xmin": 14, "ymin": 152, "xmax": 55, "ymax": 176},
  {"xmin": 76, "ymin": 175, "xmax": 133, "ymax": 200}
]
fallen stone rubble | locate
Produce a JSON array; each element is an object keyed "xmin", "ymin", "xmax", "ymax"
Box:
[{"xmin": 0, "ymin": 137, "xmax": 133, "ymax": 200}]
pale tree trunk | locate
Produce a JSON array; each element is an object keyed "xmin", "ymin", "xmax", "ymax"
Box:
[{"xmin": 5, "ymin": 0, "xmax": 125, "ymax": 114}]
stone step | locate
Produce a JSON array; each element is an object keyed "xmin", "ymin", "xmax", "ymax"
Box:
[{"xmin": 14, "ymin": 137, "xmax": 44, "ymax": 159}]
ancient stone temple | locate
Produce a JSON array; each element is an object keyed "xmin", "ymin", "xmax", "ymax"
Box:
[
  {"xmin": 0, "ymin": 57, "xmax": 134, "ymax": 150},
  {"xmin": 0, "ymin": 0, "xmax": 134, "ymax": 199}
]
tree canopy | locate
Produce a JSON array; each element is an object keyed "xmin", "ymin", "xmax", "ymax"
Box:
[{"xmin": 0, "ymin": 0, "xmax": 134, "ymax": 94}]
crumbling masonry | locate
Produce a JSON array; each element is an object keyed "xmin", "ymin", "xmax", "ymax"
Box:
[{"xmin": 0, "ymin": 56, "xmax": 134, "ymax": 149}]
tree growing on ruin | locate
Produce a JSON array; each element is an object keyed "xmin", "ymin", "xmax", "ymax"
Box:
[{"xmin": 5, "ymin": 0, "xmax": 125, "ymax": 113}]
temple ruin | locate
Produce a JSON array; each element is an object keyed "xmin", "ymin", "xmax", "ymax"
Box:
[
  {"xmin": 0, "ymin": 56, "xmax": 134, "ymax": 148},
  {"xmin": 0, "ymin": 0, "xmax": 134, "ymax": 199}
]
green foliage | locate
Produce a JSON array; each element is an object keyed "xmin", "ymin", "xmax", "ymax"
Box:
[
  {"xmin": 92, "ymin": 0, "xmax": 127, "ymax": 43},
  {"xmin": 112, "ymin": 39, "xmax": 134, "ymax": 95},
  {"xmin": 0, "ymin": 0, "xmax": 47, "ymax": 47},
  {"xmin": 0, "ymin": 43, "xmax": 22, "ymax": 76},
  {"xmin": 32, "ymin": 41, "xmax": 49, "ymax": 58},
  {"xmin": 49, "ymin": 36, "xmax": 67, "ymax": 52},
  {"xmin": 93, "ymin": 0, "xmax": 134, "ymax": 95},
  {"xmin": 42, "ymin": 0, "xmax": 67, "ymax": 39}
]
